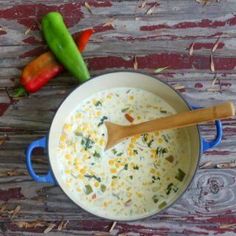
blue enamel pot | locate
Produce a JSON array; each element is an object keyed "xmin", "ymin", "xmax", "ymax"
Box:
[{"xmin": 25, "ymin": 71, "xmax": 222, "ymax": 221}]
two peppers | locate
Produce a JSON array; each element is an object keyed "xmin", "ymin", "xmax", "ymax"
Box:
[{"xmin": 19, "ymin": 12, "xmax": 93, "ymax": 95}]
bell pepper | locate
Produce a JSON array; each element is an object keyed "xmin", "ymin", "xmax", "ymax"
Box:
[
  {"xmin": 18, "ymin": 29, "xmax": 93, "ymax": 94},
  {"xmin": 42, "ymin": 12, "xmax": 90, "ymax": 82}
]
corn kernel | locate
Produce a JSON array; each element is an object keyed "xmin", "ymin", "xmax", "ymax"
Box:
[
  {"xmin": 151, "ymin": 149, "xmax": 156, "ymax": 156},
  {"xmin": 94, "ymin": 182, "xmax": 99, "ymax": 187},
  {"xmin": 111, "ymin": 180, "xmax": 116, "ymax": 187},
  {"xmin": 80, "ymin": 168, "xmax": 86, "ymax": 174},
  {"xmin": 99, "ymin": 139, "xmax": 105, "ymax": 145},
  {"xmin": 60, "ymin": 134, "xmax": 66, "ymax": 142},
  {"xmin": 129, "ymin": 144, "xmax": 134, "ymax": 149},
  {"xmin": 65, "ymin": 154, "xmax": 72, "ymax": 160},
  {"xmin": 76, "ymin": 113, "xmax": 82, "ymax": 119},
  {"xmin": 115, "ymin": 162, "xmax": 120, "ymax": 168},
  {"xmin": 103, "ymin": 201, "xmax": 108, "ymax": 207},
  {"xmin": 64, "ymin": 124, "xmax": 72, "ymax": 132},
  {"xmin": 158, "ymin": 138, "xmax": 163, "ymax": 143},
  {"xmin": 136, "ymin": 192, "xmax": 143, "ymax": 198},
  {"xmin": 65, "ymin": 169, "xmax": 70, "ymax": 174},
  {"xmin": 76, "ymin": 187, "xmax": 81, "ymax": 192},
  {"xmin": 110, "ymin": 168, "xmax": 117, "ymax": 174},
  {"xmin": 129, "ymin": 95, "xmax": 134, "ymax": 100},
  {"xmin": 150, "ymin": 168, "xmax": 156, "ymax": 174},
  {"xmin": 109, "ymin": 160, "xmax": 114, "ymax": 165}
]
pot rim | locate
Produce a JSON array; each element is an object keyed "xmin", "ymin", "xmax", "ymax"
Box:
[{"xmin": 47, "ymin": 70, "xmax": 201, "ymax": 221}]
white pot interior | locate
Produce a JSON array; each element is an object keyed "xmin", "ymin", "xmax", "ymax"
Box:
[{"xmin": 48, "ymin": 71, "xmax": 200, "ymax": 220}]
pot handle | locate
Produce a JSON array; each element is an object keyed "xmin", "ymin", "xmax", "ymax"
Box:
[
  {"xmin": 191, "ymin": 105, "xmax": 223, "ymax": 153},
  {"xmin": 25, "ymin": 136, "xmax": 56, "ymax": 184}
]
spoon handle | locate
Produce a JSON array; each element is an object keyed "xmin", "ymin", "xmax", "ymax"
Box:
[{"xmin": 126, "ymin": 102, "xmax": 235, "ymax": 136}]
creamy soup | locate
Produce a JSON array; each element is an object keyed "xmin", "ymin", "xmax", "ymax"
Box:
[{"xmin": 57, "ymin": 87, "xmax": 191, "ymax": 220}]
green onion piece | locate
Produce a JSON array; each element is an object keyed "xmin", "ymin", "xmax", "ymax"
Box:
[
  {"xmin": 93, "ymin": 151, "xmax": 101, "ymax": 158},
  {"xmin": 124, "ymin": 164, "xmax": 128, "ymax": 170},
  {"xmin": 100, "ymin": 184, "xmax": 106, "ymax": 192},
  {"xmin": 84, "ymin": 185, "xmax": 93, "ymax": 195},
  {"xmin": 158, "ymin": 201, "xmax": 167, "ymax": 209},
  {"xmin": 95, "ymin": 101, "xmax": 102, "ymax": 106},
  {"xmin": 152, "ymin": 195, "xmax": 159, "ymax": 203},
  {"xmin": 175, "ymin": 168, "xmax": 186, "ymax": 182},
  {"xmin": 165, "ymin": 155, "xmax": 174, "ymax": 163},
  {"xmin": 121, "ymin": 107, "xmax": 129, "ymax": 112}
]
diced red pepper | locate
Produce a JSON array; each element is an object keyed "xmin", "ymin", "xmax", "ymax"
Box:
[{"xmin": 125, "ymin": 113, "xmax": 134, "ymax": 123}]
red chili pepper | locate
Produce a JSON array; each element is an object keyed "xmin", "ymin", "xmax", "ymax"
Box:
[
  {"xmin": 17, "ymin": 29, "xmax": 93, "ymax": 95},
  {"xmin": 74, "ymin": 28, "xmax": 94, "ymax": 52}
]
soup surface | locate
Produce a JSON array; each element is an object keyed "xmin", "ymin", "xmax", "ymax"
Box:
[{"xmin": 57, "ymin": 87, "xmax": 191, "ymax": 220}]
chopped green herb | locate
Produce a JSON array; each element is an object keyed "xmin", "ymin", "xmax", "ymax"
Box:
[
  {"xmin": 160, "ymin": 109, "xmax": 167, "ymax": 114},
  {"xmin": 142, "ymin": 134, "xmax": 148, "ymax": 143},
  {"xmin": 133, "ymin": 150, "xmax": 138, "ymax": 155},
  {"xmin": 152, "ymin": 195, "xmax": 159, "ymax": 203},
  {"xmin": 74, "ymin": 131, "xmax": 82, "ymax": 136},
  {"xmin": 81, "ymin": 136, "xmax": 94, "ymax": 150},
  {"xmin": 162, "ymin": 134, "xmax": 169, "ymax": 143},
  {"xmin": 175, "ymin": 168, "xmax": 186, "ymax": 182},
  {"xmin": 84, "ymin": 185, "xmax": 93, "ymax": 195},
  {"xmin": 165, "ymin": 155, "xmax": 174, "ymax": 163},
  {"xmin": 158, "ymin": 201, "xmax": 167, "ymax": 209},
  {"xmin": 156, "ymin": 147, "xmax": 168, "ymax": 157},
  {"xmin": 112, "ymin": 149, "xmax": 117, "ymax": 154},
  {"xmin": 98, "ymin": 116, "xmax": 108, "ymax": 127},
  {"xmin": 93, "ymin": 151, "xmax": 101, "ymax": 158},
  {"xmin": 81, "ymin": 139, "xmax": 85, "ymax": 145},
  {"xmin": 121, "ymin": 107, "xmax": 129, "ymax": 112},
  {"xmin": 112, "ymin": 193, "xmax": 120, "ymax": 200},
  {"xmin": 100, "ymin": 184, "xmax": 106, "ymax": 192},
  {"xmin": 117, "ymin": 152, "xmax": 123, "ymax": 156},
  {"xmin": 124, "ymin": 164, "xmax": 128, "ymax": 170},
  {"xmin": 147, "ymin": 139, "xmax": 154, "ymax": 148},
  {"xmin": 166, "ymin": 183, "xmax": 178, "ymax": 195},
  {"xmin": 129, "ymin": 175, "xmax": 133, "ymax": 180},
  {"xmin": 71, "ymin": 171, "xmax": 78, "ymax": 178},
  {"xmin": 133, "ymin": 165, "xmax": 139, "ymax": 170},
  {"xmin": 112, "ymin": 176, "xmax": 118, "ymax": 179},
  {"xmin": 166, "ymin": 183, "xmax": 173, "ymax": 195},
  {"xmin": 152, "ymin": 176, "xmax": 160, "ymax": 183},
  {"xmin": 95, "ymin": 101, "xmax": 102, "ymax": 106},
  {"xmin": 84, "ymin": 174, "xmax": 101, "ymax": 182}
]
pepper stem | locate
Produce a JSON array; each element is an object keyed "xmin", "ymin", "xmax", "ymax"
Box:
[{"xmin": 13, "ymin": 86, "xmax": 28, "ymax": 98}]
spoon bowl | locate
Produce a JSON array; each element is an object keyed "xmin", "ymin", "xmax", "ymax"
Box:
[{"xmin": 105, "ymin": 101, "xmax": 235, "ymax": 150}]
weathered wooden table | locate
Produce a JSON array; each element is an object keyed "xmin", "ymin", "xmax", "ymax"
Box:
[{"xmin": 0, "ymin": 0, "xmax": 236, "ymax": 235}]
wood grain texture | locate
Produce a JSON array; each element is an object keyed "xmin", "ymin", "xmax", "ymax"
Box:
[{"xmin": 1, "ymin": 0, "xmax": 236, "ymax": 235}]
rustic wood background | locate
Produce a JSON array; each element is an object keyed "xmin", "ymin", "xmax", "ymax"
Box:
[{"xmin": 0, "ymin": 0, "xmax": 236, "ymax": 235}]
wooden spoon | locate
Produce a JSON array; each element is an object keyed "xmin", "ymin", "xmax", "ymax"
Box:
[{"xmin": 105, "ymin": 101, "xmax": 235, "ymax": 150}]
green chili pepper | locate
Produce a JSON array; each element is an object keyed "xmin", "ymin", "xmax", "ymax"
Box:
[{"xmin": 41, "ymin": 12, "xmax": 90, "ymax": 82}]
